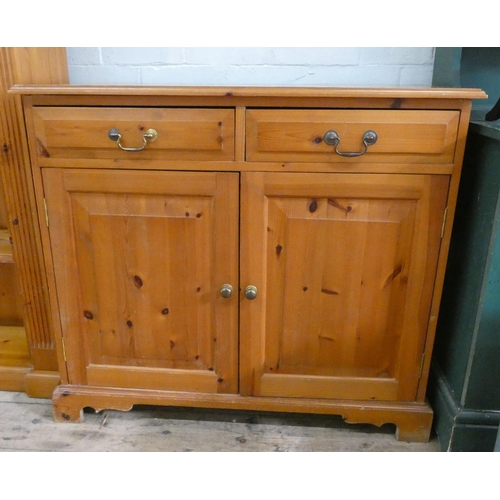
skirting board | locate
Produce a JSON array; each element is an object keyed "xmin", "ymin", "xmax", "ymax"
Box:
[
  {"xmin": 428, "ymin": 363, "xmax": 500, "ymax": 452},
  {"xmin": 24, "ymin": 370, "xmax": 60, "ymax": 398},
  {"xmin": 0, "ymin": 366, "xmax": 31, "ymax": 392},
  {"xmin": 0, "ymin": 367, "xmax": 59, "ymax": 398}
]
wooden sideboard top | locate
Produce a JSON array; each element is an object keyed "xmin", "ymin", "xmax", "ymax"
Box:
[{"xmin": 10, "ymin": 84, "xmax": 488, "ymax": 100}]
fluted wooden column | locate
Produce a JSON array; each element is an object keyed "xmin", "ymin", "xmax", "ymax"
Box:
[{"xmin": 0, "ymin": 47, "xmax": 68, "ymax": 396}]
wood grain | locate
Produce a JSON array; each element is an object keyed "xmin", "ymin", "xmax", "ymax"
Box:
[
  {"xmin": 240, "ymin": 172, "xmax": 448, "ymax": 402},
  {"xmin": 0, "ymin": 325, "xmax": 31, "ymax": 391},
  {"xmin": 0, "ymin": 48, "xmax": 68, "ymax": 392},
  {"xmin": 11, "ymin": 84, "xmax": 487, "ymax": 99},
  {"xmin": 16, "ymin": 85, "xmax": 482, "ymax": 441},
  {"xmin": 0, "ymin": 326, "xmax": 30, "ymax": 368},
  {"xmin": 33, "ymin": 107, "xmax": 235, "ymax": 161},
  {"xmin": 246, "ymin": 109, "xmax": 460, "ymax": 163},
  {"xmin": 43, "ymin": 169, "xmax": 239, "ymax": 394},
  {"xmin": 0, "ymin": 391, "xmax": 440, "ymax": 451},
  {"xmin": 0, "ymin": 230, "xmax": 23, "ymax": 325},
  {"xmin": 51, "ymin": 384, "xmax": 434, "ymax": 442},
  {"xmin": 0, "ymin": 178, "xmax": 8, "ymax": 229},
  {"xmin": 9, "ymin": 48, "xmax": 68, "ymax": 85}
]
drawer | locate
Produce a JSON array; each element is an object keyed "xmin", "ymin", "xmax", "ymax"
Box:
[
  {"xmin": 246, "ymin": 109, "xmax": 460, "ymax": 163},
  {"xmin": 32, "ymin": 107, "xmax": 235, "ymax": 161}
]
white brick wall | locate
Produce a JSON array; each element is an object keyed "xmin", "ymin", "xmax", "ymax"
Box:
[{"xmin": 66, "ymin": 47, "xmax": 435, "ymax": 87}]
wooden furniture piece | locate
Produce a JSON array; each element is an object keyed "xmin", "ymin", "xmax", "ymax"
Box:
[
  {"xmin": 433, "ymin": 47, "xmax": 500, "ymax": 121},
  {"xmin": 430, "ymin": 47, "xmax": 500, "ymax": 451},
  {"xmin": 0, "ymin": 48, "xmax": 68, "ymax": 395},
  {"xmin": 12, "ymin": 85, "xmax": 485, "ymax": 442},
  {"xmin": 430, "ymin": 120, "xmax": 500, "ymax": 451},
  {"xmin": 0, "ymin": 229, "xmax": 23, "ymax": 325}
]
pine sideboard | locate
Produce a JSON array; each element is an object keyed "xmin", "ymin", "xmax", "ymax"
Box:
[{"xmin": 12, "ymin": 85, "xmax": 486, "ymax": 442}]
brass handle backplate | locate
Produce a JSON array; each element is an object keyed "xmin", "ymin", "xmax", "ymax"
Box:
[
  {"xmin": 244, "ymin": 285, "xmax": 258, "ymax": 300},
  {"xmin": 108, "ymin": 127, "xmax": 158, "ymax": 152},
  {"xmin": 324, "ymin": 129, "xmax": 378, "ymax": 157}
]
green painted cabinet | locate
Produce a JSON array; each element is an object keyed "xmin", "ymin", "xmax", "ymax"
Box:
[
  {"xmin": 433, "ymin": 47, "xmax": 500, "ymax": 121},
  {"xmin": 430, "ymin": 121, "xmax": 500, "ymax": 451}
]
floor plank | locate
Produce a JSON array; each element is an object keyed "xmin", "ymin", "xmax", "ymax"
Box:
[{"xmin": 0, "ymin": 391, "xmax": 440, "ymax": 452}]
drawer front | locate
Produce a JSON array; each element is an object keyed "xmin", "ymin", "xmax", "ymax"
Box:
[
  {"xmin": 246, "ymin": 109, "xmax": 460, "ymax": 164},
  {"xmin": 32, "ymin": 107, "xmax": 235, "ymax": 161}
]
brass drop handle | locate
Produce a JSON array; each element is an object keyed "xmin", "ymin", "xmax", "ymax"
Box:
[
  {"xmin": 108, "ymin": 127, "xmax": 158, "ymax": 152},
  {"xmin": 323, "ymin": 129, "xmax": 378, "ymax": 157},
  {"xmin": 244, "ymin": 285, "xmax": 258, "ymax": 300},
  {"xmin": 220, "ymin": 284, "xmax": 233, "ymax": 298}
]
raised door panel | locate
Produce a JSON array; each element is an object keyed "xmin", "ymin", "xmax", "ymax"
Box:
[
  {"xmin": 240, "ymin": 172, "xmax": 448, "ymax": 401},
  {"xmin": 43, "ymin": 169, "xmax": 239, "ymax": 394}
]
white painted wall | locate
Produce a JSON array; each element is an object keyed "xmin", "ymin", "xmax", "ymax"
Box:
[{"xmin": 66, "ymin": 47, "xmax": 435, "ymax": 87}]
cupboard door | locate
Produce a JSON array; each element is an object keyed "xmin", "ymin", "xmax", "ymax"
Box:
[
  {"xmin": 43, "ymin": 169, "xmax": 239, "ymax": 394},
  {"xmin": 240, "ymin": 172, "xmax": 448, "ymax": 402}
]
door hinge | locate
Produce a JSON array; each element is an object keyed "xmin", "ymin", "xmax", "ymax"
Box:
[
  {"xmin": 61, "ymin": 338, "xmax": 67, "ymax": 363},
  {"xmin": 441, "ymin": 207, "xmax": 448, "ymax": 239},
  {"xmin": 43, "ymin": 198, "xmax": 49, "ymax": 227},
  {"xmin": 419, "ymin": 353, "xmax": 426, "ymax": 379}
]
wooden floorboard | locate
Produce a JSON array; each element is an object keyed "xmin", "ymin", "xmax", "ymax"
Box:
[{"xmin": 0, "ymin": 391, "xmax": 440, "ymax": 452}]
